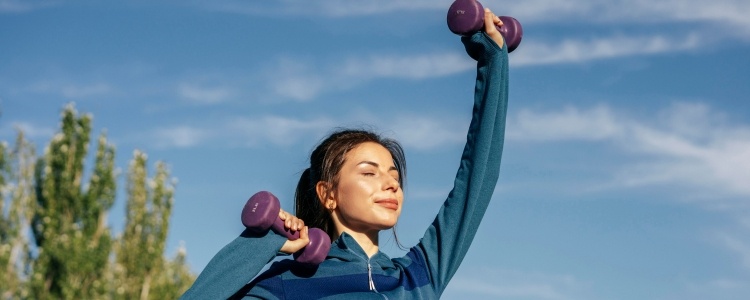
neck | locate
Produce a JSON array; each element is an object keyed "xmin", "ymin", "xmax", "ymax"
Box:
[{"xmin": 335, "ymin": 228, "xmax": 380, "ymax": 258}]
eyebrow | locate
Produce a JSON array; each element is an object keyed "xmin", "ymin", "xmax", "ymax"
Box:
[{"xmin": 358, "ymin": 161, "xmax": 398, "ymax": 172}]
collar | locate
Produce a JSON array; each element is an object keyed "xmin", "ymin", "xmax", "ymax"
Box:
[{"xmin": 327, "ymin": 232, "xmax": 397, "ymax": 271}]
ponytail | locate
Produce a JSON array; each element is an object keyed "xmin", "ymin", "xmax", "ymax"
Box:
[{"xmin": 294, "ymin": 168, "xmax": 334, "ymax": 238}]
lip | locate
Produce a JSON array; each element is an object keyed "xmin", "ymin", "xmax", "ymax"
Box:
[{"xmin": 375, "ymin": 198, "xmax": 399, "ymax": 210}]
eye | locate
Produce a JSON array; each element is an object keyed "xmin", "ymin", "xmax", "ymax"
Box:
[{"xmin": 362, "ymin": 172, "xmax": 376, "ymax": 177}]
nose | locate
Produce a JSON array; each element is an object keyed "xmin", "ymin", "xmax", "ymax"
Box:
[{"xmin": 383, "ymin": 174, "xmax": 400, "ymax": 192}]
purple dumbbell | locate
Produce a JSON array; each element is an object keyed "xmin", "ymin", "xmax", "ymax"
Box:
[
  {"xmin": 241, "ymin": 191, "xmax": 331, "ymax": 266},
  {"xmin": 447, "ymin": 0, "xmax": 523, "ymax": 52}
]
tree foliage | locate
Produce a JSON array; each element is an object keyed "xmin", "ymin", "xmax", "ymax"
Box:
[
  {"xmin": 0, "ymin": 132, "xmax": 36, "ymax": 299},
  {"xmin": 0, "ymin": 104, "xmax": 195, "ymax": 299}
]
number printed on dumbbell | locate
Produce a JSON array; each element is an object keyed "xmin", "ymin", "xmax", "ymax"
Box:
[
  {"xmin": 456, "ymin": 10, "xmax": 465, "ymax": 15},
  {"xmin": 252, "ymin": 202, "xmax": 258, "ymax": 213}
]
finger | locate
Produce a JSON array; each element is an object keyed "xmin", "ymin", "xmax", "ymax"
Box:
[
  {"xmin": 298, "ymin": 226, "xmax": 310, "ymax": 246},
  {"xmin": 291, "ymin": 218, "xmax": 300, "ymax": 231},
  {"xmin": 278, "ymin": 209, "xmax": 287, "ymax": 220},
  {"xmin": 495, "ymin": 15, "xmax": 503, "ymax": 27},
  {"xmin": 483, "ymin": 8, "xmax": 496, "ymax": 33}
]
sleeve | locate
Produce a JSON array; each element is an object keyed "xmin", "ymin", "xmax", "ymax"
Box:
[
  {"xmin": 415, "ymin": 31, "xmax": 509, "ymax": 295},
  {"xmin": 180, "ymin": 229, "xmax": 287, "ymax": 300}
]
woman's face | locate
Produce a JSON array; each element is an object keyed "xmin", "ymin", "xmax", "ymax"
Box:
[{"xmin": 331, "ymin": 142, "xmax": 403, "ymax": 233}]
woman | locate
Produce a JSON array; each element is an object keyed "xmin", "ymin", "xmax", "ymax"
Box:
[{"xmin": 182, "ymin": 9, "xmax": 509, "ymax": 299}]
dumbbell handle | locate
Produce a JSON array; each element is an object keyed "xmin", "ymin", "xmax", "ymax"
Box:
[{"xmin": 241, "ymin": 191, "xmax": 330, "ymax": 265}]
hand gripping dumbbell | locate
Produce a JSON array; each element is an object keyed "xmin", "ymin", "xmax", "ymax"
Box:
[
  {"xmin": 241, "ymin": 191, "xmax": 331, "ymax": 266},
  {"xmin": 447, "ymin": 0, "xmax": 523, "ymax": 52}
]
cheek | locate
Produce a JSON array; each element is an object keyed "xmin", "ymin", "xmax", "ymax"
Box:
[{"xmin": 336, "ymin": 179, "xmax": 373, "ymax": 208}]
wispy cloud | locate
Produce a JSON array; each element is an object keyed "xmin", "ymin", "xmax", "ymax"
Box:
[
  {"xmin": 0, "ymin": 121, "xmax": 55, "ymax": 140},
  {"xmin": 717, "ymin": 232, "xmax": 750, "ymax": 270},
  {"xmin": 340, "ymin": 54, "xmax": 472, "ymax": 80},
  {"xmin": 227, "ymin": 115, "xmax": 336, "ymax": 147},
  {"xmin": 444, "ymin": 267, "xmax": 588, "ymax": 300},
  {"xmin": 28, "ymin": 81, "xmax": 114, "ymax": 99},
  {"xmin": 675, "ymin": 223, "xmax": 750, "ymax": 300},
  {"xmin": 177, "ymin": 83, "xmax": 233, "ymax": 105},
  {"xmin": 152, "ymin": 126, "xmax": 211, "ymax": 149},
  {"xmin": 190, "ymin": 0, "xmax": 750, "ymax": 32},
  {"xmin": 263, "ymin": 53, "xmax": 472, "ymax": 102},
  {"xmin": 191, "ymin": 0, "xmax": 445, "ymax": 17},
  {"xmin": 503, "ymin": 0, "xmax": 750, "ymax": 26},
  {"xmin": 512, "ymin": 33, "xmax": 702, "ymax": 66},
  {"xmin": 144, "ymin": 115, "xmax": 336, "ymax": 149},
  {"xmin": 508, "ymin": 105, "xmax": 621, "ymax": 141},
  {"xmin": 675, "ymin": 277, "xmax": 750, "ymax": 300},
  {"xmin": 390, "ymin": 114, "xmax": 467, "ymax": 150},
  {"xmin": 508, "ymin": 102, "xmax": 750, "ymax": 200},
  {"xmin": 0, "ymin": 0, "xmax": 59, "ymax": 13}
]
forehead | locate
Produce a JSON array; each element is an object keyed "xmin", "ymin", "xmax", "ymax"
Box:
[{"xmin": 345, "ymin": 142, "xmax": 394, "ymax": 164}]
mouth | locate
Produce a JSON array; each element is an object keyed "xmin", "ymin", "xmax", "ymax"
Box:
[{"xmin": 375, "ymin": 198, "xmax": 399, "ymax": 210}]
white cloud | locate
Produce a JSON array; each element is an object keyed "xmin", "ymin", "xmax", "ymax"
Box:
[
  {"xmin": 265, "ymin": 53, "xmax": 472, "ymax": 102},
  {"xmin": 192, "ymin": 0, "xmax": 446, "ymax": 17},
  {"xmin": 674, "ymin": 277, "xmax": 750, "ymax": 300},
  {"xmin": 444, "ymin": 267, "xmax": 588, "ymax": 300},
  {"xmin": 191, "ymin": 0, "xmax": 750, "ymax": 32},
  {"xmin": 178, "ymin": 83, "xmax": 233, "ymax": 104},
  {"xmin": 61, "ymin": 83, "xmax": 112, "ymax": 99},
  {"xmin": 2, "ymin": 122, "xmax": 55, "ymax": 140},
  {"xmin": 29, "ymin": 81, "xmax": 113, "ymax": 99},
  {"xmin": 390, "ymin": 115, "xmax": 467, "ymax": 150},
  {"xmin": 228, "ymin": 115, "xmax": 336, "ymax": 146},
  {"xmin": 152, "ymin": 126, "xmax": 210, "ymax": 148},
  {"xmin": 508, "ymin": 102, "xmax": 750, "ymax": 199},
  {"xmin": 511, "ymin": 34, "xmax": 701, "ymax": 66},
  {"xmin": 717, "ymin": 232, "xmax": 750, "ymax": 270},
  {"xmin": 145, "ymin": 115, "xmax": 336, "ymax": 149},
  {"xmin": 0, "ymin": 0, "xmax": 59, "ymax": 13},
  {"xmin": 341, "ymin": 53, "xmax": 473, "ymax": 80},
  {"xmin": 508, "ymin": 105, "xmax": 621, "ymax": 141}
]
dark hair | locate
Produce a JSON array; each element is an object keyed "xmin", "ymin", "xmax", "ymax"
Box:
[{"xmin": 294, "ymin": 128, "xmax": 407, "ymax": 247}]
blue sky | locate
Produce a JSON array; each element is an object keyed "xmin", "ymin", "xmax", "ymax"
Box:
[{"xmin": 2, "ymin": 0, "xmax": 750, "ymax": 299}]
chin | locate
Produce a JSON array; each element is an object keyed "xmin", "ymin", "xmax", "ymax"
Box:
[{"xmin": 373, "ymin": 218, "xmax": 399, "ymax": 230}]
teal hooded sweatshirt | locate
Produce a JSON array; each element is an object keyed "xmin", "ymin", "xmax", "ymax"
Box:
[{"xmin": 181, "ymin": 31, "xmax": 510, "ymax": 300}]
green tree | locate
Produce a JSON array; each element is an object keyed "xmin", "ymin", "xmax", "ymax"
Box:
[
  {"xmin": 0, "ymin": 132, "xmax": 36, "ymax": 299},
  {"xmin": 149, "ymin": 244, "xmax": 195, "ymax": 299},
  {"xmin": 113, "ymin": 151, "xmax": 190, "ymax": 299},
  {"xmin": 30, "ymin": 105, "xmax": 116, "ymax": 299},
  {"xmin": 0, "ymin": 104, "xmax": 195, "ymax": 299}
]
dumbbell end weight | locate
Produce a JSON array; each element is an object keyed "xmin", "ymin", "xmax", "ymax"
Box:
[
  {"xmin": 446, "ymin": 0, "xmax": 484, "ymax": 36},
  {"xmin": 293, "ymin": 228, "xmax": 332, "ymax": 265},
  {"xmin": 446, "ymin": 0, "xmax": 523, "ymax": 52},
  {"xmin": 498, "ymin": 16, "xmax": 523, "ymax": 53},
  {"xmin": 242, "ymin": 191, "xmax": 278, "ymax": 230},
  {"xmin": 241, "ymin": 191, "xmax": 300, "ymax": 239}
]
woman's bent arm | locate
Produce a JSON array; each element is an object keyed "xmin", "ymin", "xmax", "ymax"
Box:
[{"xmin": 180, "ymin": 229, "xmax": 287, "ymax": 300}]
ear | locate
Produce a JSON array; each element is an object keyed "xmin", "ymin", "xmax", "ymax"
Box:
[{"xmin": 316, "ymin": 181, "xmax": 336, "ymax": 210}]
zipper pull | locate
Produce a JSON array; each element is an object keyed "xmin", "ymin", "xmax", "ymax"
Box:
[{"xmin": 368, "ymin": 262, "xmax": 376, "ymax": 291}]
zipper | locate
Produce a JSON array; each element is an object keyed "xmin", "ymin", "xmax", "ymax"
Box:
[
  {"xmin": 367, "ymin": 259, "xmax": 377, "ymax": 292},
  {"xmin": 346, "ymin": 247, "xmax": 379, "ymax": 293}
]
